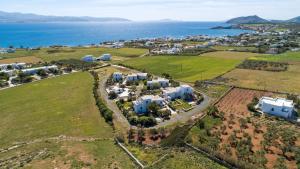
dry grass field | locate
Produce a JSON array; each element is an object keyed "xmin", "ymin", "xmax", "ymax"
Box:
[
  {"xmin": 222, "ymin": 64, "xmax": 300, "ymax": 94},
  {"xmin": 0, "ymin": 56, "xmax": 42, "ymax": 64}
]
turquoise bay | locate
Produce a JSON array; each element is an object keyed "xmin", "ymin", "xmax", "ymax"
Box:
[{"xmin": 0, "ymin": 22, "xmax": 251, "ymax": 47}]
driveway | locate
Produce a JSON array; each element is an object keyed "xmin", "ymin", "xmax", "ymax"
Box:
[{"xmin": 98, "ymin": 74, "xmax": 131, "ymax": 129}]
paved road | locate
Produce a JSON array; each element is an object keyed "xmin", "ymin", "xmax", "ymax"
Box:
[
  {"xmin": 152, "ymin": 91, "xmax": 211, "ymax": 128},
  {"xmin": 100, "ymin": 65, "xmax": 211, "ymax": 129},
  {"xmin": 98, "ymin": 74, "xmax": 131, "ymax": 130}
]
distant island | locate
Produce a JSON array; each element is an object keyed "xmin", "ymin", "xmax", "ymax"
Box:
[
  {"xmin": 226, "ymin": 15, "xmax": 300, "ymax": 24},
  {"xmin": 212, "ymin": 15, "xmax": 300, "ymax": 31},
  {"xmin": 0, "ymin": 11, "xmax": 130, "ymax": 23}
]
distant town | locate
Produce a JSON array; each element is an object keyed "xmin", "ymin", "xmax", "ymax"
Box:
[{"xmin": 0, "ymin": 16, "xmax": 300, "ymax": 169}]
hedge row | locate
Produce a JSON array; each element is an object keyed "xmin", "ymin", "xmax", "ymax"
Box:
[{"xmin": 90, "ymin": 71, "xmax": 113, "ymax": 124}]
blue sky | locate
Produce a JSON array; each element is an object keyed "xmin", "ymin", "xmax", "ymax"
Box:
[{"xmin": 0, "ymin": 0, "xmax": 299, "ymax": 21}]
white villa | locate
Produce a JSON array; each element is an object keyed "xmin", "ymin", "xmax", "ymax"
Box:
[
  {"xmin": 258, "ymin": 97, "xmax": 295, "ymax": 119},
  {"xmin": 21, "ymin": 65, "xmax": 58, "ymax": 75},
  {"xmin": 137, "ymin": 73, "xmax": 148, "ymax": 80},
  {"xmin": 0, "ymin": 70, "xmax": 16, "ymax": 76},
  {"xmin": 98, "ymin": 54, "xmax": 112, "ymax": 61},
  {"xmin": 163, "ymin": 85, "xmax": 194, "ymax": 101},
  {"xmin": 111, "ymin": 86, "xmax": 125, "ymax": 94},
  {"xmin": 0, "ymin": 63, "xmax": 26, "ymax": 70},
  {"xmin": 147, "ymin": 78, "xmax": 169, "ymax": 89},
  {"xmin": 112, "ymin": 72, "xmax": 123, "ymax": 81},
  {"xmin": 133, "ymin": 95, "xmax": 165, "ymax": 114},
  {"xmin": 126, "ymin": 73, "xmax": 148, "ymax": 81},
  {"xmin": 81, "ymin": 55, "xmax": 95, "ymax": 62},
  {"xmin": 126, "ymin": 74, "xmax": 138, "ymax": 81}
]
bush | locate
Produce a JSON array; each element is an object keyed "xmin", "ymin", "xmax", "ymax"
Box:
[
  {"xmin": 90, "ymin": 71, "xmax": 114, "ymax": 124},
  {"xmin": 197, "ymin": 120, "xmax": 205, "ymax": 129},
  {"xmin": 53, "ymin": 59, "xmax": 99, "ymax": 70},
  {"xmin": 37, "ymin": 69, "xmax": 48, "ymax": 78},
  {"xmin": 0, "ymin": 80, "xmax": 9, "ymax": 87},
  {"xmin": 0, "ymin": 72, "xmax": 9, "ymax": 81}
]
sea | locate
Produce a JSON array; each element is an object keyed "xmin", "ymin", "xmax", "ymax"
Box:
[{"xmin": 0, "ymin": 22, "xmax": 251, "ymax": 48}]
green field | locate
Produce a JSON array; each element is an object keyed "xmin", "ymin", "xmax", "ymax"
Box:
[
  {"xmin": 218, "ymin": 51, "xmax": 300, "ymax": 94},
  {"xmin": 0, "ymin": 72, "xmax": 134, "ymax": 168},
  {"xmin": 121, "ymin": 51, "xmax": 260, "ymax": 83},
  {"xmin": 212, "ymin": 46, "xmax": 257, "ymax": 52},
  {"xmin": 249, "ymin": 51, "xmax": 300, "ymax": 63},
  {"xmin": 0, "ymin": 47, "xmax": 148, "ymax": 62}
]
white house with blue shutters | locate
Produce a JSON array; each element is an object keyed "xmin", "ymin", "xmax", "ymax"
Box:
[
  {"xmin": 258, "ymin": 97, "xmax": 295, "ymax": 119},
  {"xmin": 133, "ymin": 95, "xmax": 165, "ymax": 114}
]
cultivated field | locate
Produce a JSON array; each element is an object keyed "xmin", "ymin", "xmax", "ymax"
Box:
[
  {"xmin": 187, "ymin": 88, "xmax": 300, "ymax": 169},
  {"xmin": 0, "ymin": 72, "xmax": 135, "ymax": 168},
  {"xmin": 0, "ymin": 47, "xmax": 148, "ymax": 62},
  {"xmin": 121, "ymin": 51, "xmax": 260, "ymax": 83},
  {"xmin": 220, "ymin": 51, "xmax": 300, "ymax": 94},
  {"xmin": 212, "ymin": 46, "xmax": 258, "ymax": 52},
  {"xmin": 222, "ymin": 64, "xmax": 300, "ymax": 94},
  {"xmin": 249, "ymin": 51, "xmax": 300, "ymax": 63},
  {"xmin": 149, "ymin": 148, "xmax": 227, "ymax": 169},
  {"xmin": 126, "ymin": 145, "xmax": 226, "ymax": 169}
]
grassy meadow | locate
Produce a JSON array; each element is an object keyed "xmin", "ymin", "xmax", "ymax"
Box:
[
  {"xmin": 212, "ymin": 46, "xmax": 258, "ymax": 52},
  {"xmin": 221, "ymin": 51, "xmax": 300, "ymax": 94},
  {"xmin": 121, "ymin": 51, "xmax": 260, "ymax": 83},
  {"xmin": 249, "ymin": 51, "xmax": 300, "ymax": 63},
  {"xmin": 0, "ymin": 47, "xmax": 148, "ymax": 63},
  {"xmin": 0, "ymin": 72, "xmax": 135, "ymax": 168}
]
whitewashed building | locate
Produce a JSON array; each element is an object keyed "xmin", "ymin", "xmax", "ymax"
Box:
[
  {"xmin": 133, "ymin": 95, "xmax": 165, "ymax": 114},
  {"xmin": 258, "ymin": 97, "xmax": 295, "ymax": 118},
  {"xmin": 98, "ymin": 54, "xmax": 112, "ymax": 61},
  {"xmin": 0, "ymin": 63, "xmax": 26, "ymax": 70},
  {"xmin": 0, "ymin": 70, "xmax": 16, "ymax": 77},
  {"xmin": 137, "ymin": 73, "xmax": 148, "ymax": 80},
  {"xmin": 147, "ymin": 78, "xmax": 169, "ymax": 89},
  {"xmin": 21, "ymin": 65, "xmax": 58, "ymax": 75},
  {"xmin": 81, "ymin": 55, "xmax": 95, "ymax": 62},
  {"xmin": 126, "ymin": 74, "xmax": 138, "ymax": 81},
  {"xmin": 163, "ymin": 85, "xmax": 194, "ymax": 101},
  {"xmin": 112, "ymin": 72, "xmax": 123, "ymax": 81}
]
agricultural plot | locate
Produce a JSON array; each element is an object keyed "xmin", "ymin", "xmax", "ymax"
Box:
[
  {"xmin": 187, "ymin": 88, "xmax": 300, "ymax": 169},
  {"xmin": 249, "ymin": 51, "xmax": 300, "ymax": 63},
  {"xmin": 0, "ymin": 72, "xmax": 135, "ymax": 168},
  {"xmin": 222, "ymin": 63, "xmax": 300, "ymax": 94},
  {"xmin": 0, "ymin": 56, "xmax": 42, "ymax": 64},
  {"xmin": 0, "ymin": 47, "xmax": 148, "ymax": 62},
  {"xmin": 121, "ymin": 51, "xmax": 260, "ymax": 83},
  {"xmin": 212, "ymin": 46, "xmax": 258, "ymax": 52},
  {"xmin": 194, "ymin": 81, "xmax": 231, "ymax": 100},
  {"xmin": 148, "ymin": 148, "xmax": 227, "ymax": 169}
]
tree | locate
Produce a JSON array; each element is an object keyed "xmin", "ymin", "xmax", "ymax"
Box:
[
  {"xmin": 274, "ymin": 157, "xmax": 288, "ymax": 169},
  {"xmin": 148, "ymin": 102, "xmax": 159, "ymax": 115},
  {"xmin": 37, "ymin": 69, "xmax": 48, "ymax": 78},
  {"xmin": 158, "ymin": 109, "xmax": 171, "ymax": 119},
  {"xmin": 128, "ymin": 127, "xmax": 135, "ymax": 143},
  {"xmin": 137, "ymin": 128, "xmax": 145, "ymax": 145},
  {"xmin": 198, "ymin": 120, "xmax": 205, "ymax": 129},
  {"xmin": 108, "ymin": 91, "xmax": 118, "ymax": 100},
  {"xmin": 207, "ymin": 106, "xmax": 219, "ymax": 118},
  {"xmin": 138, "ymin": 116, "xmax": 156, "ymax": 127},
  {"xmin": 0, "ymin": 72, "xmax": 9, "ymax": 81}
]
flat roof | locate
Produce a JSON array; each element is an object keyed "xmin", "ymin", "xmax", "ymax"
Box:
[{"xmin": 260, "ymin": 97, "xmax": 294, "ymax": 107}]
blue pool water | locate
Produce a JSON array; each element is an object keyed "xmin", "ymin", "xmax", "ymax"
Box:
[{"xmin": 0, "ymin": 22, "xmax": 251, "ymax": 47}]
